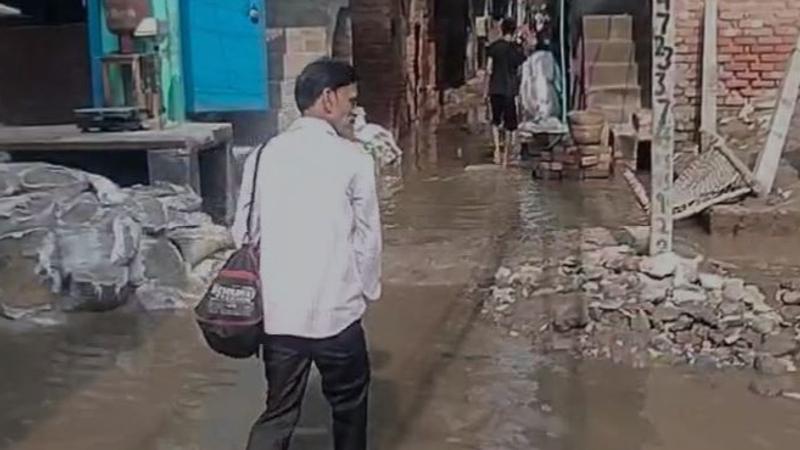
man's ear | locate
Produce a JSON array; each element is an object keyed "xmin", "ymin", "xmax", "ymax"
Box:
[{"xmin": 321, "ymin": 88, "xmax": 335, "ymax": 113}]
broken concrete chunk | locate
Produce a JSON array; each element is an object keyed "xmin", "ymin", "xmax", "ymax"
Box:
[
  {"xmin": 779, "ymin": 289, "xmax": 800, "ymax": 305},
  {"xmin": 672, "ymin": 288, "xmax": 707, "ymax": 305},
  {"xmin": 760, "ymin": 332, "xmax": 800, "ymax": 357},
  {"xmin": 698, "ymin": 273, "xmax": 724, "ymax": 291},
  {"xmin": 749, "ymin": 314, "xmax": 780, "ymax": 336},
  {"xmin": 722, "ymin": 278, "xmax": 746, "ymax": 302},
  {"xmin": 639, "ymin": 252, "xmax": 679, "ymax": 279},
  {"xmin": 755, "ymin": 354, "xmax": 797, "ymax": 376},
  {"xmin": 652, "ymin": 304, "xmax": 682, "ymax": 323},
  {"xmin": 743, "ymin": 285, "xmax": 767, "ymax": 307},
  {"xmin": 552, "ymin": 297, "xmax": 589, "ymax": 332},
  {"xmin": 494, "ymin": 266, "xmax": 513, "ymax": 287}
]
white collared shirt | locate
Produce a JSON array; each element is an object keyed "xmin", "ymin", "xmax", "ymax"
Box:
[{"xmin": 232, "ymin": 117, "xmax": 382, "ymax": 339}]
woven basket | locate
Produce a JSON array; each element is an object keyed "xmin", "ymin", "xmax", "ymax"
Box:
[
  {"xmin": 568, "ymin": 110, "xmax": 605, "ymax": 127},
  {"xmin": 571, "ymin": 124, "xmax": 604, "ymax": 145}
]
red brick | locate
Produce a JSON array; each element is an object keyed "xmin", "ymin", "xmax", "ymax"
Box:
[
  {"xmin": 719, "ymin": 54, "xmax": 733, "ymax": 63},
  {"xmin": 676, "ymin": 53, "xmax": 700, "ymax": 63},
  {"xmin": 783, "ymin": 36, "xmax": 799, "ymax": 44},
  {"xmin": 725, "ymin": 62, "xmax": 750, "ymax": 71},
  {"xmin": 752, "ymin": 80, "xmax": 778, "ymax": 88},
  {"xmin": 678, "ymin": 27, "xmax": 699, "ymax": 37},
  {"xmin": 740, "ymin": 88, "xmax": 759, "ymax": 98},
  {"xmin": 720, "ymin": 45, "xmax": 746, "ymax": 54},
  {"xmin": 733, "ymin": 36, "xmax": 758, "ymax": 45},
  {"xmin": 745, "ymin": 28, "xmax": 774, "ymax": 37},
  {"xmin": 734, "ymin": 53, "xmax": 760, "ymax": 63},
  {"xmin": 775, "ymin": 44, "xmax": 796, "ymax": 53},
  {"xmin": 775, "ymin": 26, "xmax": 798, "ymax": 36},
  {"xmin": 718, "ymin": 70, "xmax": 734, "ymax": 81},
  {"xmin": 720, "ymin": 28, "xmax": 743, "ymax": 38},
  {"xmin": 720, "ymin": 11, "xmax": 745, "ymax": 20},
  {"xmin": 750, "ymin": 45, "xmax": 775, "ymax": 53},
  {"xmin": 759, "ymin": 36, "xmax": 785, "ymax": 45},
  {"xmin": 726, "ymin": 79, "xmax": 750, "ymax": 89},
  {"xmin": 761, "ymin": 53, "xmax": 789, "ymax": 62},
  {"xmin": 763, "ymin": 71, "xmax": 786, "ymax": 80},
  {"xmin": 718, "ymin": 37, "xmax": 735, "ymax": 46},
  {"xmin": 736, "ymin": 71, "xmax": 760, "ymax": 80},
  {"xmin": 751, "ymin": 62, "xmax": 776, "ymax": 71},
  {"xmin": 738, "ymin": 19, "xmax": 765, "ymax": 28}
]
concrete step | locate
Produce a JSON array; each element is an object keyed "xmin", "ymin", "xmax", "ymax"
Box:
[
  {"xmin": 583, "ymin": 40, "xmax": 635, "ymax": 64},
  {"xmin": 587, "ymin": 62, "xmax": 639, "ymax": 89},
  {"xmin": 587, "ymin": 85, "xmax": 642, "ymax": 112},
  {"xmin": 583, "ymin": 15, "xmax": 633, "ymax": 41}
]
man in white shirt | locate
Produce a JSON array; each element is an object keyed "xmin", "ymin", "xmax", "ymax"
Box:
[{"xmin": 233, "ymin": 59, "xmax": 382, "ymax": 450}]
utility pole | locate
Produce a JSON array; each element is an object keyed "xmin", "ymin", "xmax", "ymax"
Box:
[{"xmin": 650, "ymin": 0, "xmax": 676, "ymax": 255}]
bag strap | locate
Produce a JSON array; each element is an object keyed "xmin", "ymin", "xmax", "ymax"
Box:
[{"xmin": 244, "ymin": 142, "xmax": 267, "ymax": 244}]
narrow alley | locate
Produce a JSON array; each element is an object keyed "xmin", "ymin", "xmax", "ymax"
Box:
[
  {"xmin": 3, "ymin": 0, "xmax": 800, "ymax": 449},
  {"xmin": 3, "ymin": 113, "xmax": 800, "ymax": 449}
]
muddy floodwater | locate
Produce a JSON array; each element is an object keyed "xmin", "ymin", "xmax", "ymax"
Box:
[{"xmin": 2, "ymin": 118, "xmax": 800, "ymax": 450}]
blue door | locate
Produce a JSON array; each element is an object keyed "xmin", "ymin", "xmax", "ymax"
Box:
[{"xmin": 181, "ymin": 0, "xmax": 268, "ymax": 113}]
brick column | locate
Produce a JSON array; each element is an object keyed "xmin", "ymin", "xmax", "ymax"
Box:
[
  {"xmin": 266, "ymin": 27, "xmax": 330, "ymax": 132},
  {"xmin": 351, "ymin": 0, "xmax": 406, "ymax": 130}
]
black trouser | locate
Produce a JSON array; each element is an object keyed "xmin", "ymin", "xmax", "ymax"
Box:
[{"xmin": 246, "ymin": 321, "xmax": 370, "ymax": 450}]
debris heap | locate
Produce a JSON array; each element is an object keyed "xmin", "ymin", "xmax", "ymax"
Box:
[{"xmin": 486, "ymin": 228, "xmax": 800, "ymax": 375}]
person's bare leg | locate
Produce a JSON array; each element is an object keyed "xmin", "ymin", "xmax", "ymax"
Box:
[
  {"xmin": 492, "ymin": 126, "xmax": 502, "ymax": 164},
  {"xmin": 503, "ymin": 130, "xmax": 514, "ymax": 168}
]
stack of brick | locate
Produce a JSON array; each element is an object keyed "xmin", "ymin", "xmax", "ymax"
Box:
[
  {"xmin": 266, "ymin": 27, "xmax": 330, "ymax": 132},
  {"xmin": 566, "ymin": 110, "xmax": 613, "ymax": 179},
  {"xmin": 581, "ymin": 15, "xmax": 641, "ymax": 125},
  {"xmin": 533, "ymin": 145, "xmax": 613, "ymax": 180},
  {"xmin": 533, "ymin": 149, "xmax": 565, "ymax": 180},
  {"xmin": 674, "ymin": 0, "xmax": 800, "ymax": 147}
]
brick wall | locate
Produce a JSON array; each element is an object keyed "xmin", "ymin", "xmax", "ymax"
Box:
[
  {"xmin": 266, "ymin": 26, "xmax": 330, "ymax": 132},
  {"xmin": 405, "ymin": 0, "xmax": 439, "ymax": 122},
  {"xmin": 351, "ymin": 0, "xmax": 407, "ymax": 132},
  {"xmin": 675, "ymin": 0, "xmax": 800, "ymax": 144}
]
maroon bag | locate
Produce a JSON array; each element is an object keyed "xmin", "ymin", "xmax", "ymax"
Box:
[{"xmin": 195, "ymin": 143, "xmax": 266, "ymax": 358}]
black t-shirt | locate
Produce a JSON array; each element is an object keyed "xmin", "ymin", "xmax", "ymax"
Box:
[{"xmin": 487, "ymin": 40, "xmax": 526, "ymax": 97}]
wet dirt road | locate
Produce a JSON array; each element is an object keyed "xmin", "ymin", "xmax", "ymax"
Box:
[{"xmin": 2, "ymin": 118, "xmax": 800, "ymax": 450}]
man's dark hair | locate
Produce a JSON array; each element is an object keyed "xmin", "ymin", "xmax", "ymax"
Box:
[
  {"xmin": 294, "ymin": 58, "xmax": 358, "ymax": 112},
  {"xmin": 501, "ymin": 18, "xmax": 517, "ymax": 36}
]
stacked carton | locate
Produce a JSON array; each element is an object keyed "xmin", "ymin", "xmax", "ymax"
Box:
[
  {"xmin": 266, "ymin": 27, "xmax": 330, "ymax": 132},
  {"xmin": 581, "ymin": 15, "xmax": 641, "ymax": 125}
]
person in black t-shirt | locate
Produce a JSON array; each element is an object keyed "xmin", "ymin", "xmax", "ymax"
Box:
[{"xmin": 485, "ymin": 18, "xmax": 526, "ymax": 167}]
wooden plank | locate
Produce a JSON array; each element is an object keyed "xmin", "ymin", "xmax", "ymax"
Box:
[
  {"xmin": 649, "ymin": 0, "xmax": 677, "ymax": 255},
  {"xmin": 702, "ymin": 130, "xmax": 757, "ymax": 189},
  {"xmin": 623, "ymin": 169, "xmax": 650, "ymax": 211},
  {"xmin": 0, "ymin": 123, "xmax": 233, "ymax": 152},
  {"xmin": 673, "ymin": 187, "xmax": 751, "ymax": 221},
  {"xmin": 700, "ymin": 0, "xmax": 718, "ymax": 150},
  {"xmin": 753, "ymin": 32, "xmax": 800, "ymax": 196}
]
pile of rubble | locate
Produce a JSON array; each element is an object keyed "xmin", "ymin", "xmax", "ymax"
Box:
[
  {"xmin": 486, "ymin": 228, "xmax": 800, "ymax": 377},
  {"xmin": 0, "ymin": 163, "xmax": 233, "ymax": 321}
]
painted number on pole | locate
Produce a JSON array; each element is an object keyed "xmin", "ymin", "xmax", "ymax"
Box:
[{"xmin": 650, "ymin": 0, "xmax": 675, "ymax": 255}]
